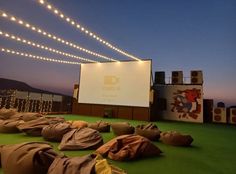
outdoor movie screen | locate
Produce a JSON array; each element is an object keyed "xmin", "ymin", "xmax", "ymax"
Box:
[{"xmin": 78, "ymin": 60, "xmax": 151, "ymax": 107}]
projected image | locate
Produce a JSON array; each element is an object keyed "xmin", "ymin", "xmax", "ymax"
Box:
[
  {"xmin": 78, "ymin": 60, "xmax": 151, "ymax": 107},
  {"xmin": 103, "ymin": 75, "xmax": 120, "ymax": 90},
  {"xmin": 102, "ymin": 75, "xmax": 120, "ymax": 101}
]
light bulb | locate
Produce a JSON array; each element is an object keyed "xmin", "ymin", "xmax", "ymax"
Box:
[
  {"xmin": 11, "ymin": 17, "xmax": 16, "ymax": 21},
  {"xmin": 39, "ymin": 0, "xmax": 44, "ymax": 4},
  {"xmin": 2, "ymin": 13, "xmax": 7, "ymax": 17}
]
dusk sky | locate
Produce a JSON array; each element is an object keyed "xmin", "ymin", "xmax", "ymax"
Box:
[{"xmin": 0, "ymin": 0, "xmax": 235, "ymax": 106}]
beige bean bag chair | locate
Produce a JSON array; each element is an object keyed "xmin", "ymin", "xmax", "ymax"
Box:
[
  {"xmin": 96, "ymin": 134, "xmax": 162, "ymax": 161},
  {"xmin": 135, "ymin": 123, "xmax": 161, "ymax": 141},
  {"xmin": 0, "ymin": 108, "xmax": 18, "ymax": 120},
  {"xmin": 69, "ymin": 120, "xmax": 88, "ymax": 128},
  {"xmin": 95, "ymin": 154, "xmax": 127, "ymax": 174},
  {"xmin": 160, "ymin": 131, "xmax": 193, "ymax": 146},
  {"xmin": 111, "ymin": 122, "xmax": 134, "ymax": 136},
  {"xmin": 0, "ymin": 118, "xmax": 24, "ymax": 133},
  {"xmin": 1, "ymin": 142, "xmax": 58, "ymax": 174},
  {"xmin": 42, "ymin": 122, "xmax": 72, "ymax": 142},
  {"xmin": 59, "ymin": 127, "xmax": 103, "ymax": 150},
  {"xmin": 88, "ymin": 121, "xmax": 110, "ymax": 132}
]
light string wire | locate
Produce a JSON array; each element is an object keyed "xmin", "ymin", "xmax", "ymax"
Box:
[
  {"xmin": 36, "ymin": 0, "xmax": 142, "ymax": 61},
  {"xmin": 0, "ymin": 30, "xmax": 98, "ymax": 63},
  {"xmin": 0, "ymin": 10, "xmax": 118, "ymax": 62},
  {"xmin": 0, "ymin": 47, "xmax": 81, "ymax": 65}
]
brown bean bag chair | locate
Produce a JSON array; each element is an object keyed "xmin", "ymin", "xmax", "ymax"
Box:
[
  {"xmin": 96, "ymin": 134, "xmax": 162, "ymax": 161},
  {"xmin": 0, "ymin": 108, "xmax": 18, "ymax": 120},
  {"xmin": 22, "ymin": 112, "xmax": 44, "ymax": 122},
  {"xmin": 0, "ymin": 118, "xmax": 24, "ymax": 133},
  {"xmin": 45, "ymin": 116, "xmax": 65, "ymax": 124},
  {"xmin": 69, "ymin": 120, "xmax": 88, "ymax": 128},
  {"xmin": 160, "ymin": 131, "xmax": 193, "ymax": 146},
  {"xmin": 135, "ymin": 123, "xmax": 161, "ymax": 141},
  {"xmin": 17, "ymin": 117, "xmax": 50, "ymax": 136},
  {"xmin": 111, "ymin": 122, "xmax": 134, "ymax": 136},
  {"xmin": 1, "ymin": 142, "xmax": 58, "ymax": 174},
  {"xmin": 42, "ymin": 122, "xmax": 72, "ymax": 142},
  {"xmin": 48, "ymin": 154, "xmax": 127, "ymax": 174},
  {"xmin": 59, "ymin": 127, "xmax": 103, "ymax": 150},
  {"xmin": 88, "ymin": 121, "xmax": 110, "ymax": 132},
  {"xmin": 0, "ymin": 145, "xmax": 4, "ymax": 168},
  {"xmin": 8, "ymin": 112, "xmax": 24, "ymax": 119},
  {"xmin": 48, "ymin": 154, "xmax": 96, "ymax": 174}
]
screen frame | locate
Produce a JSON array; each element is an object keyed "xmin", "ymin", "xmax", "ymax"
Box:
[{"xmin": 78, "ymin": 59, "xmax": 152, "ymax": 107}]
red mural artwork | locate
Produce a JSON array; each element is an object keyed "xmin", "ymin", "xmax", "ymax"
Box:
[{"xmin": 171, "ymin": 88, "xmax": 201, "ymax": 119}]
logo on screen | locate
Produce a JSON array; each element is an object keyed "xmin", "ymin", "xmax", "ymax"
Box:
[
  {"xmin": 103, "ymin": 76, "xmax": 120, "ymax": 91},
  {"xmin": 104, "ymin": 76, "xmax": 119, "ymax": 85}
]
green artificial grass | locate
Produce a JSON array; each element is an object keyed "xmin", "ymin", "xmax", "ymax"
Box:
[{"xmin": 1, "ymin": 114, "xmax": 236, "ymax": 174}]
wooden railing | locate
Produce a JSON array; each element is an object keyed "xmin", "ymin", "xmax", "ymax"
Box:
[{"xmin": 0, "ymin": 89, "xmax": 72, "ymax": 114}]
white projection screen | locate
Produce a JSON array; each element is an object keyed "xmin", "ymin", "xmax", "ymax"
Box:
[{"xmin": 78, "ymin": 60, "xmax": 151, "ymax": 107}]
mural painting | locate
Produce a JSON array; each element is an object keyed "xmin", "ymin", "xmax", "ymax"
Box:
[
  {"xmin": 171, "ymin": 88, "xmax": 201, "ymax": 120},
  {"xmin": 155, "ymin": 84, "xmax": 203, "ymax": 123}
]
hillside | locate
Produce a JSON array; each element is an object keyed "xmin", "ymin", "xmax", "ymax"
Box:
[{"xmin": 0, "ymin": 78, "xmax": 63, "ymax": 95}]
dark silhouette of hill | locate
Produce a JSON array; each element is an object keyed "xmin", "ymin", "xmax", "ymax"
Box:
[{"xmin": 0, "ymin": 78, "xmax": 63, "ymax": 95}]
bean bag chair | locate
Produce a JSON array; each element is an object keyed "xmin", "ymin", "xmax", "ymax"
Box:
[
  {"xmin": 0, "ymin": 145, "xmax": 4, "ymax": 168},
  {"xmin": 160, "ymin": 131, "xmax": 193, "ymax": 146},
  {"xmin": 96, "ymin": 134, "xmax": 162, "ymax": 161},
  {"xmin": 48, "ymin": 154, "xmax": 126, "ymax": 174},
  {"xmin": 22, "ymin": 112, "xmax": 44, "ymax": 122},
  {"xmin": 69, "ymin": 120, "xmax": 88, "ymax": 128},
  {"xmin": 95, "ymin": 154, "xmax": 127, "ymax": 174},
  {"xmin": 0, "ymin": 118, "xmax": 24, "ymax": 133},
  {"xmin": 45, "ymin": 116, "xmax": 65, "ymax": 124},
  {"xmin": 9, "ymin": 112, "xmax": 24, "ymax": 119},
  {"xmin": 0, "ymin": 108, "xmax": 18, "ymax": 120},
  {"xmin": 135, "ymin": 123, "xmax": 161, "ymax": 141},
  {"xmin": 42, "ymin": 122, "xmax": 72, "ymax": 142},
  {"xmin": 48, "ymin": 154, "xmax": 96, "ymax": 174},
  {"xmin": 17, "ymin": 117, "xmax": 51, "ymax": 136},
  {"xmin": 111, "ymin": 122, "xmax": 134, "ymax": 136},
  {"xmin": 59, "ymin": 127, "xmax": 103, "ymax": 150},
  {"xmin": 88, "ymin": 121, "xmax": 110, "ymax": 132},
  {"xmin": 1, "ymin": 142, "xmax": 58, "ymax": 174}
]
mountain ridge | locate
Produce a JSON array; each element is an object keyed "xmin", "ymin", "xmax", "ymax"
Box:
[{"xmin": 0, "ymin": 78, "xmax": 65, "ymax": 96}]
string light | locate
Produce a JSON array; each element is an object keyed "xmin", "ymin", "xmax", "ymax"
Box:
[
  {"xmin": 36, "ymin": 0, "xmax": 142, "ymax": 61},
  {"xmin": 0, "ymin": 47, "xmax": 81, "ymax": 65},
  {"xmin": 18, "ymin": 20, "xmax": 23, "ymax": 24},
  {"xmin": 2, "ymin": 12, "xmax": 7, "ymax": 17},
  {"xmin": 0, "ymin": 11, "xmax": 118, "ymax": 62},
  {"xmin": 0, "ymin": 30, "xmax": 98, "ymax": 63}
]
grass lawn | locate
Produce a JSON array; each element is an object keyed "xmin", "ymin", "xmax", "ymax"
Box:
[{"xmin": 0, "ymin": 114, "xmax": 236, "ymax": 174}]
